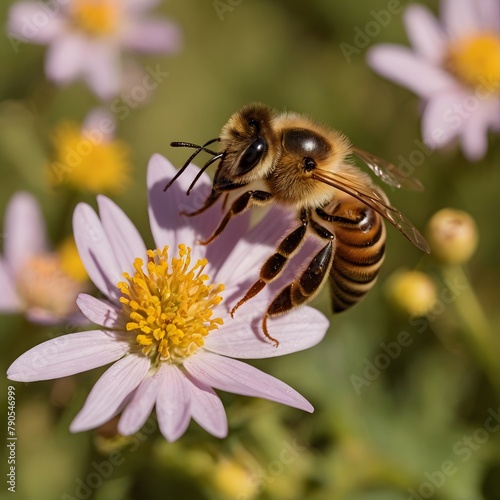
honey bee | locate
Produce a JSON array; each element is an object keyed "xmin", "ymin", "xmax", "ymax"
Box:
[{"xmin": 165, "ymin": 103, "xmax": 430, "ymax": 345}]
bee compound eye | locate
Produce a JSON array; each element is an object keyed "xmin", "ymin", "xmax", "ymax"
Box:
[
  {"xmin": 303, "ymin": 157, "xmax": 316, "ymax": 172},
  {"xmin": 237, "ymin": 137, "xmax": 266, "ymax": 175}
]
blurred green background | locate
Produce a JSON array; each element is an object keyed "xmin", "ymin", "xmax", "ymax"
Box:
[{"xmin": 1, "ymin": 0, "xmax": 500, "ymax": 499}]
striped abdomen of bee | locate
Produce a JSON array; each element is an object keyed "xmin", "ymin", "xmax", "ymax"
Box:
[{"xmin": 317, "ymin": 196, "xmax": 386, "ymax": 313}]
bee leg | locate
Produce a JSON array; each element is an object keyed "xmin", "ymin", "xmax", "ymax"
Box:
[
  {"xmin": 199, "ymin": 190, "xmax": 272, "ymax": 245},
  {"xmin": 262, "ymin": 222, "xmax": 335, "ymax": 346},
  {"xmin": 230, "ymin": 209, "xmax": 309, "ymax": 317},
  {"xmin": 180, "ymin": 189, "xmax": 221, "ymax": 217}
]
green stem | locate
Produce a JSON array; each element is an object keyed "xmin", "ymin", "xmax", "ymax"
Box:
[{"xmin": 440, "ymin": 265, "xmax": 499, "ymax": 390}]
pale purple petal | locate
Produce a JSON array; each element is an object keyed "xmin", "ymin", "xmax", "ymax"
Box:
[
  {"xmin": 45, "ymin": 33, "xmax": 87, "ymax": 84},
  {"xmin": 185, "ymin": 374, "xmax": 227, "ymax": 438},
  {"xmin": 7, "ymin": 1, "xmax": 65, "ymax": 44},
  {"xmin": 76, "ymin": 293, "xmax": 125, "ymax": 329},
  {"xmin": 441, "ymin": 0, "xmax": 481, "ymax": 39},
  {"xmin": 155, "ymin": 365, "xmax": 191, "ymax": 442},
  {"xmin": 73, "ymin": 202, "xmax": 123, "ymax": 301},
  {"xmin": 147, "ymin": 154, "xmax": 215, "ymax": 259},
  {"xmin": 421, "ymin": 90, "xmax": 469, "ymax": 148},
  {"xmin": 203, "ymin": 209, "xmax": 252, "ymax": 278},
  {"xmin": 83, "ymin": 41, "xmax": 122, "ymax": 100},
  {"xmin": 219, "ymin": 231, "xmax": 322, "ymax": 311},
  {"xmin": 97, "ymin": 196, "xmax": 147, "ymax": 276},
  {"xmin": 118, "ymin": 374, "xmax": 159, "ymax": 435},
  {"xmin": 213, "ymin": 205, "xmax": 291, "ymax": 285},
  {"xmin": 122, "ymin": 20, "xmax": 182, "ymax": 53},
  {"xmin": 184, "ymin": 351, "xmax": 313, "ymax": 412},
  {"xmin": 4, "ymin": 192, "xmax": 48, "ymax": 274},
  {"xmin": 0, "ymin": 258, "xmax": 21, "ymax": 312},
  {"xmin": 70, "ymin": 354, "xmax": 150, "ymax": 432},
  {"xmin": 367, "ymin": 45, "xmax": 456, "ymax": 98},
  {"xmin": 7, "ymin": 330, "xmax": 129, "ymax": 382},
  {"xmin": 477, "ymin": 0, "xmax": 500, "ymax": 32},
  {"xmin": 25, "ymin": 307, "xmax": 70, "ymax": 325},
  {"xmin": 461, "ymin": 99, "xmax": 497, "ymax": 161},
  {"xmin": 82, "ymin": 108, "xmax": 116, "ymax": 142},
  {"xmin": 404, "ymin": 5, "xmax": 448, "ymax": 64},
  {"xmin": 205, "ymin": 302, "xmax": 328, "ymax": 358}
]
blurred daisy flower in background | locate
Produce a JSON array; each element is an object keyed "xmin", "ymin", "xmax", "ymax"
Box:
[
  {"xmin": 7, "ymin": 0, "xmax": 182, "ymax": 100},
  {"xmin": 368, "ymin": 0, "xmax": 500, "ymax": 160},
  {"xmin": 0, "ymin": 191, "xmax": 88, "ymax": 324},
  {"xmin": 47, "ymin": 108, "xmax": 131, "ymax": 194},
  {"xmin": 7, "ymin": 154, "xmax": 329, "ymax": 442}
]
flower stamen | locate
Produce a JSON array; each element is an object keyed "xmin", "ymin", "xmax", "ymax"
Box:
[
  {"xmin": 71, "ymin": 0, "xmax": 119, "ymax": 36},
  {"xmin": 117, "ymin": 245, "xmax": 224, "ymax": 364}
]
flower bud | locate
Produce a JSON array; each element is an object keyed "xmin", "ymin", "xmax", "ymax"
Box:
[
  {"xmin": 212, "ymin": 459, "xmax": 258, "ymax": 499},
  {"xmin": 385, "ymin": 270, "xmax": 437, "ymax": 316},
  {"xmin": 426, "ymin": 208, "xmax": 478, "ymax": 265}
]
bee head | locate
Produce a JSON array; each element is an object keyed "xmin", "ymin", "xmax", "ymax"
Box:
[{"xmin": 214, "ymin": 104, "xmax": 277, "ymax": 191}]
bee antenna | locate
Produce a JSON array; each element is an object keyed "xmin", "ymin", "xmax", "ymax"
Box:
[
  {"xmin": 186, "ymin": 152, "xmax": 225, "ymax": 195},
  {"xmin": 164, "ymin": 138, "xmax": 220, "ymax": 192}
]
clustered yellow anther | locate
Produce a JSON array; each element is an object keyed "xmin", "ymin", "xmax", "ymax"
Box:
[
  {"xmin": 117, "ymin": 245, "xmax": 225, "ymax": 364},
  {"xmin": 71, "ymin": 0, "xmax": 119, "ymax": 36}
]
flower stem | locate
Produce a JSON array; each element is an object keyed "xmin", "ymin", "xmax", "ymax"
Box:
[{"xmin": 440, "ymin": 265, "xmax": 499, "ymax": 390}]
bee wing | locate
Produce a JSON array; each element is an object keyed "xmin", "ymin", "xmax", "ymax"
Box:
[
  {"xmin": 312, "ymin": 169, "xmax": 430, "ymax": 253},
  {"xmin": 352, "ymin": 146, "xmax": 424, "ymax": 191}
]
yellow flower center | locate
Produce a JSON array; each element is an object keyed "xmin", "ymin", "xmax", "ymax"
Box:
[
  {"xmin": 71, "ymin": 0, "xmax": 119, "ymax": 36},
  {"xmin": 117, "ymin": 245, "xmax": 225, "ymax": 364},
  {"xmin": 16, "ymin": 254, "xmax": 84, "ymax": 320},
  {"xmin": 446, "ymin": 33, "xmax": 500, "ymax": 90},
  {"xmin": 47, "ymin": 121, "xmax": 131, "ymax": 195}
]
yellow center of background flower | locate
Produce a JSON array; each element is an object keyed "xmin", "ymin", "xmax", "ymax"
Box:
[
  {"xmin": 447, "ymin": 33, "xmax": 500, "ymax": 90},
  {"xmin": 47, "ymin": 121, "xmax": 131, "ymax": 195},
  {"xmin": 118, "ymin": 245, "xmax": 224, "ymax": 364},
  {"xmin": 58, "ymin": 236, "xmax": 88, "ymax": 283},
  {"xmin": 16, "ymin": 254, "xmax": 84, "ymax": 319},
  {"xmin": 71, "ymin": 0, "xmax": 119, "ymax": 36}
]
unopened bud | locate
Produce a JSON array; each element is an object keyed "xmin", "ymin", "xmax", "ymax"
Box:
[
  {"xmin": 426, "ymin": 208, "xmax": 478, "ymax": 265},
  {"xmin": 385, "ymin": 270, "xmax": 437, "ymax": 316},
  {"xmin": 212, "ymin": 459, "xmax": 258, "ymax": 499}
]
